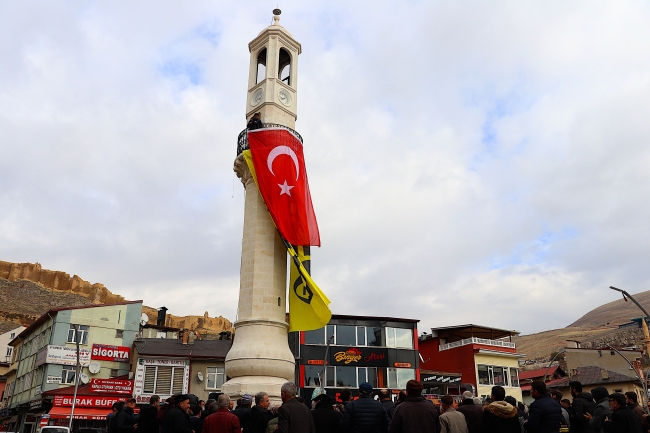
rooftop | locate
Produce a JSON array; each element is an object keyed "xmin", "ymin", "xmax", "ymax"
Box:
[
  {"xmin": 424, "ymin": 324, "xmax": 519, "ymax": 342},
  {"xmin": 133, "ymin": 338, "xmax": 232, "ymax": 359}
]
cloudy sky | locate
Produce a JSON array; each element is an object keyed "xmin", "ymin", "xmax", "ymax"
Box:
[{"xmin": 2, "ymin": 1, "xmax": 650, "ymax": 335}]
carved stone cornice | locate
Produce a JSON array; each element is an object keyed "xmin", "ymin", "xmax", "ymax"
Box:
[{"xmin": 234, "ymin": 154, "xmax": 255, "ymax": 187}]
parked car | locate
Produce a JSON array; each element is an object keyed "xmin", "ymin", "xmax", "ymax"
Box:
[{"xmin": 40, "ymin": 427, "xmax": 70, "ymax": 433}]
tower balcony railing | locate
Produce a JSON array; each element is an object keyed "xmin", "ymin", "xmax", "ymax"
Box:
[
  {"xmin": 439, "ymin": 337, "xmax": 516, "ymax": 352},
  {"xmin": 237, "ymin": 124, "xmax": 303, "ymax": 156}
]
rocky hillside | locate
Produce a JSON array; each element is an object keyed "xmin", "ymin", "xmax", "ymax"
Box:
[
  {"xmin": 515, "ymin": 289, "xmax": 650, "ymax": 363},
  {"xmin": 0, "ymin": 260, "xmax": 233, "ymax": 335}
]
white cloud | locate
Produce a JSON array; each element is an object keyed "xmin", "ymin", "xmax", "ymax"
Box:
[{"xmin": 2, "ymin": 1, "xmax": 650, "ymax": 335}]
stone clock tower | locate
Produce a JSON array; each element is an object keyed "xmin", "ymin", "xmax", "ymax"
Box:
[{"xmin": 221, "ymin": 9, "xmax": 301, "ymax": 402}]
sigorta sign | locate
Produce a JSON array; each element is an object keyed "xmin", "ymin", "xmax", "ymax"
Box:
[{"xmin": 91, "ymin": 344, "xmax": 131, "ymax": 362}]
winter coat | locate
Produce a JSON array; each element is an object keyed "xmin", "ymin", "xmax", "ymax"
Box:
[
  {"xmin": 340, "ymin": 394, "xmax": 389, "ymax": 433},
  {"xmin": 189, "ymin": 415, "xmax": 203, "ymax": 433},
  {"xmin": 439, "ymin": 408, "xmax": 468, "ymax": 433},
  {"xmin": 480, "ymin": 401, "xmax": 520, "ymax": 433},
  {"xmin": 457, "ymin": 399, "xmax": 483, "ymax": 433},
  {"xmin": 570, "ymin": 392, "xmax": 597, "ymax": 433},
  {"xmin": 524, "ymin": 393, "xmax": 562, "ymax": 433},
  {"xmin": 162, "ymin": 406, "xmax": 193, "ymax": 433},
  {"xmin": 233, "ymin": 406, "xmax": 251, "ymax": 424},
  {"xmin": 312, "ymin": 400, "xmax": 342, "ymax": 433},
  {"xmin": 381, "ymin": 400, "xmax": 395, "ymax": 420},
  {"xmin": 242, "ymin": 405, "xmax": 275, "ymax": 433},
  {"xmin": 602, "ymin": 406, "xmax": 643, "ymax": 433},
  {"xmin": 388, "ymin": 396, "xmax": 440, "ymax": 433},
  {"xmin": 139, "ymin": 405, "xmax": 160, "ymax": 433},
  {"xmin": 117, "ymin": 406, "xmax": 137, "ymax": 433},
  {"xmin": 588, "ymin": 397, "xmax": 612, "ymax": 433},
  {"xmin": 278, "ymin": 398, "xmax": 315, "ymax": 433},
  {"xmin": 202, "ymin": 408, "xmax": 240, "ymax": 433}
]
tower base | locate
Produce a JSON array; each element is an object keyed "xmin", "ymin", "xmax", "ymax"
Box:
[{"xmin": 221, "ymin": 375, "xmax": 287, "ymax": 405}]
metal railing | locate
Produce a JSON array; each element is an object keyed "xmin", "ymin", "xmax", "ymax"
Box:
[
  {"xmin": 439, "ymin": 337, "xmax": 516, "ymax": 352},
  {"xmin": 237, "ymin": 124, "xmax": 303, "ymax": 156}
]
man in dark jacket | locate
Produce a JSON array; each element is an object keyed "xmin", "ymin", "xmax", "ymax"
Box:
[
  {"xmin": 278, "ymin": 382, "xmax": 315, "ymax": 433},
  {"xmin": 117, "ymin": 398, "xmax": 139, "ymax": 433},
  {"xmin": 524, "ymin": 380, "xmax": 562, "ymax": 433},
  {"xmin": 584, "ymin": 387, "xmax": 611, "ymax": 433},
  {"xmin": 569, "ymin": 381, "xmax": 596, "ymax": 433},
  {"xmin": 110, "ymin": 402, "xmax": 126, "ymax": 433},
  {"xmin": 481, "ymin": 386, "xmax": 519, "ymax": 433},
  {"xmin": 602, "ymin": 393, "xmax": 643, "ymax": 433},
  {"xmin": 233, "ymin": 394, "xmax": 253, "ymax": 423},
  {"xmin": 378, "ymin": 389, "xmax": 395, "ymax": 420},
  {"xmin": 139, "ymin": 395, "xmax": 160, "ymax": 433},
  {"xmin": 163, "ymin": 394, "xmax": 194, "ymax": 433},
  {"xmin": 388, "ymin": 380, "xmax": 439, "ymax": 433},
  {"xmin": 242, "ymin": 392, "xmax": 274, "ymax": 433},
  {"xmin": 457, "ymin": 391, "xmax": 482, "ymax": 433},
  {"xmin": 341, "ymin": 382, "xmax": 389, "ymax": 433},
  {"xmin": 311, "ymin": 394, "xmax": 342, "ymax": 433}
]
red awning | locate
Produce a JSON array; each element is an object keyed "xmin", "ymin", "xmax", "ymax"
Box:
[{"xmin": 48, "ymin": 407, "xmax": 111, "ymax": 421}]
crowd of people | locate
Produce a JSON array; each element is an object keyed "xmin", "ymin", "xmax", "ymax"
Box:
[{"xmin": 102, "ymin": 378, "xmax": 649, "ymax": 433}]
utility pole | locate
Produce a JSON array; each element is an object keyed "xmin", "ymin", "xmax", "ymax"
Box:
[{"xmin": 69, "ymin": 325, "xmax": 81, "ymax": 430}]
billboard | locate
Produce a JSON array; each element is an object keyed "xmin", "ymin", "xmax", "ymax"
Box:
[{"xmin": 91, "ymin": 344, "xmax": 131, "ymax": 362}]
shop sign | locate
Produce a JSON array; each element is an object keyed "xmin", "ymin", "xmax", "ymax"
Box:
[
  {"xmin": 29, "ymin": 399, "xmax": 42, "ymax": 410},
  {"xmin": 133, "ymin": 358, "xmax": 189, "ymax": 403},
  {"xmin": 53, "ymin": 395, "xmax": 125, "ymax": 408},
  {"xmin": 47, "ymin": 375, "xmax": 62, "ymax": 384},
  {"xmin": 37, "ymin": 345, "xmax": 91, "ymax": 367},
  {"xmin": 393, "ymin": 362, "xmax": 411, "ymax": 368},
  {"xmin": 307, "ymin": 360, "xmax": 324, "ymax": 365},
  {"xmin": 90, "ymin": 379, "xmax": 134, "ymax": 394},
  {"xmin": 91, "ymin": 344, "xmax": 130, "ymax": 362},
  {"xmin": 421, "ymin": 374, "xmax": 462, "ymax": 384},
  {"xmin": 330, "ymin": 347, "xmax": 388, "ymax": 366}
]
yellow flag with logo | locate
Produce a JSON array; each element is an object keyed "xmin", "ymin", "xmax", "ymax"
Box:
[{"xmin": 242, "ymin": 150, "xmax": 332, "ymax": 332}]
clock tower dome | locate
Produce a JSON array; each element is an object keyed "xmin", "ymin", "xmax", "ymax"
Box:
[{"xmin": 246, "ymin": 9, "xmax": 301, "ymax": 128}]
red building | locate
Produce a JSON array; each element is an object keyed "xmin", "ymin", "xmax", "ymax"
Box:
[{"xmin": 418, "ymin": 324, "xmax": 523, "ymax": 400}]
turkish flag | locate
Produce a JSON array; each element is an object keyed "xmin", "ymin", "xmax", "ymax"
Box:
[{"xmin": 247, "ymin": 128, "xmax": 321, "ymax": 246}]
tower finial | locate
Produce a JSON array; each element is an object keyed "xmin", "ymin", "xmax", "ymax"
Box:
[{"xmin": 272, "ymin": 8, "xmax": 281, "ymax": 25}]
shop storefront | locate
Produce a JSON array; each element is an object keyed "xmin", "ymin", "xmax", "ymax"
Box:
[
  {"xmin": 291, "ymin": 315, "xmax": 420, "ymax": 403},
  {"xmin": 41, "ymin": 378, "xmax": 134, "ymax": 430},
  {"xmin": 420, "ymin": 371, "xmax": 466, "ymax": 397}
]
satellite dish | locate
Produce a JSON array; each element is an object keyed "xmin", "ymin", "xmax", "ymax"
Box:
[
  {"xmin": 89, "ymin": 361, "xmax": 101, "ymax": 374},
  {"xmin": 140, "ymin": 313, "xmax": 149, "ymax": 327},
  {"xmin": 80, "ymin": 373, "xmax": 90, "ymax": 384},
  {"xmin": 197, "ymin": 372, "xmax": 204, "ymax": 382}
]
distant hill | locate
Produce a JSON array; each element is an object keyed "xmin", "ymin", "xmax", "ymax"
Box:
[
  {"xmin": 515, "ymin": 289, "xmax": 650, "ymax": 362},
  {"xmin": 0, "ymin": 260, "xmax": 233, "ymax": 336}
]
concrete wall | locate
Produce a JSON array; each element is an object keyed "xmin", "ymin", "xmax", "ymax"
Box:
[
  {"xmin": 188, "ymin": 359, "xmax": 227, "ymax": 402},
  {"xmin": 564, "ymin": 348, "xmax": 641, "ymax": 377}
]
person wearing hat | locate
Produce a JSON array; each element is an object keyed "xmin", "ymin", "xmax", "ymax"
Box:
[
  {"xmin": 389, "ymin": 380, "xmax": 439, "ymax": 433},
  {"xmin": 340, "ymin": 382, "xmax": 389, "ymax": 433},
  {"xmin": 601, "ymin": 393, "xmax": 643, "ymax": 433},
  {"xmin": 247, "ymin": 113, "xmax": 263, "ymax": 130},
  {"xmin": 311, "ymin": 394, "xmax": 342, "ymax": 433},
  {"xmin": 233, "ymin": 394, "xmax": 253, "ymax": 423},
  {"xmin": 163, "ymin": 394, "xmax": 194, "ymax": 433}
]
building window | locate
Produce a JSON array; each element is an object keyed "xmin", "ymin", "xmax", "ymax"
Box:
[
  {"xmin": 493, "ymin": 367, "xmax": 506, "ymax": 386},
  {"xmin": 115, "ymin": 330, "xmax": 124, "ymax": 338},
  {"xmin": 143, "ymin": 365, "xmax": 185, "ymax": 395},
  {"xmin": 256, "ymin": 48, "xmax": 267, "ymax": 84},
  {"xmin": 478, "ymin": 365, "xmax": 491, "ymax": 385},
  {"xmin": 336, "ymin": 326, "xmax": 356, "ymax": 346},
  {"xmin": 278, "ymin": 48, "xmax": 291, "ymax": 85},
  {"xmin": 206, "ymin": 367, "xmax": 225, "ymax": 390},
  {"xmin": 10, "ymin": 333, "xmax": 15, "ymax": 338},
  {"xmin": 509, "ymin": 368, "xmax": 519, "ymax": 387},
  {"xmin": 304, "ymin": 366, "xmax": 323, "ymax": 387},
  {"xmin": 386, "ymin": 328, "xmax": 413, "ymax": 349},
  {"xmin": 324, "ymin": 366, "xmax": 379, "ymax": 389},
  {"xmin": 358, "ymin": 367, "xmax": 378, "ymax": 388},
  {"xmin": 6, "ymin": 347, "xmax": 12, "ymax": 357},
  {"xmin": 387, "ymin": 368, "xmax": 415, "ymax": 389},
  {"xmin": 62, "ymin": 366, "xmax": 77, "ymax": 384},
  {"xmin": 67, "ymin": 325, "xmax": 89, "ymax": 345}
]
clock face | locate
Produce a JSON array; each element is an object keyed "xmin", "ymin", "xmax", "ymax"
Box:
[
  {"xmin": 251, "ymin": 88, "xmax": 263, "ymax": 106},
  {"xmin": 278, "ymin": 89, "xmax": 291, "ymax": 106}
]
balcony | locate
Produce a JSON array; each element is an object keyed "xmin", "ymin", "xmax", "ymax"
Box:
[
  {"xmin": 439, "ymin": 337, "xmax": 516, "ymax": 352},
  {"xmin": 237, "ymin": 124, "xmax": 303, "ymax": 156}
]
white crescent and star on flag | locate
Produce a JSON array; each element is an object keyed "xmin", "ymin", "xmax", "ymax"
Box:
[{"xmin": 267, "ymin": 145, "xmax": 299, "ymax": 196}]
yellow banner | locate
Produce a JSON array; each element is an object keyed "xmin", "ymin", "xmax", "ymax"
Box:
[{"xmin": 242, "ymin": 150, "xmax": 331, "ymax": 332}]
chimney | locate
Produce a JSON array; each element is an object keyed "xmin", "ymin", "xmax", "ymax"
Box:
[
  {"xmin": 181, "ymin": 329, "xmax": 189, "ymax": 345},
  {"xmin": 157, "ymin": 307, "xmax": 168, "ymax": 327},
  {"xmin": 219, "ymin": 331, "xmax": 232, "ymax": 340}
]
